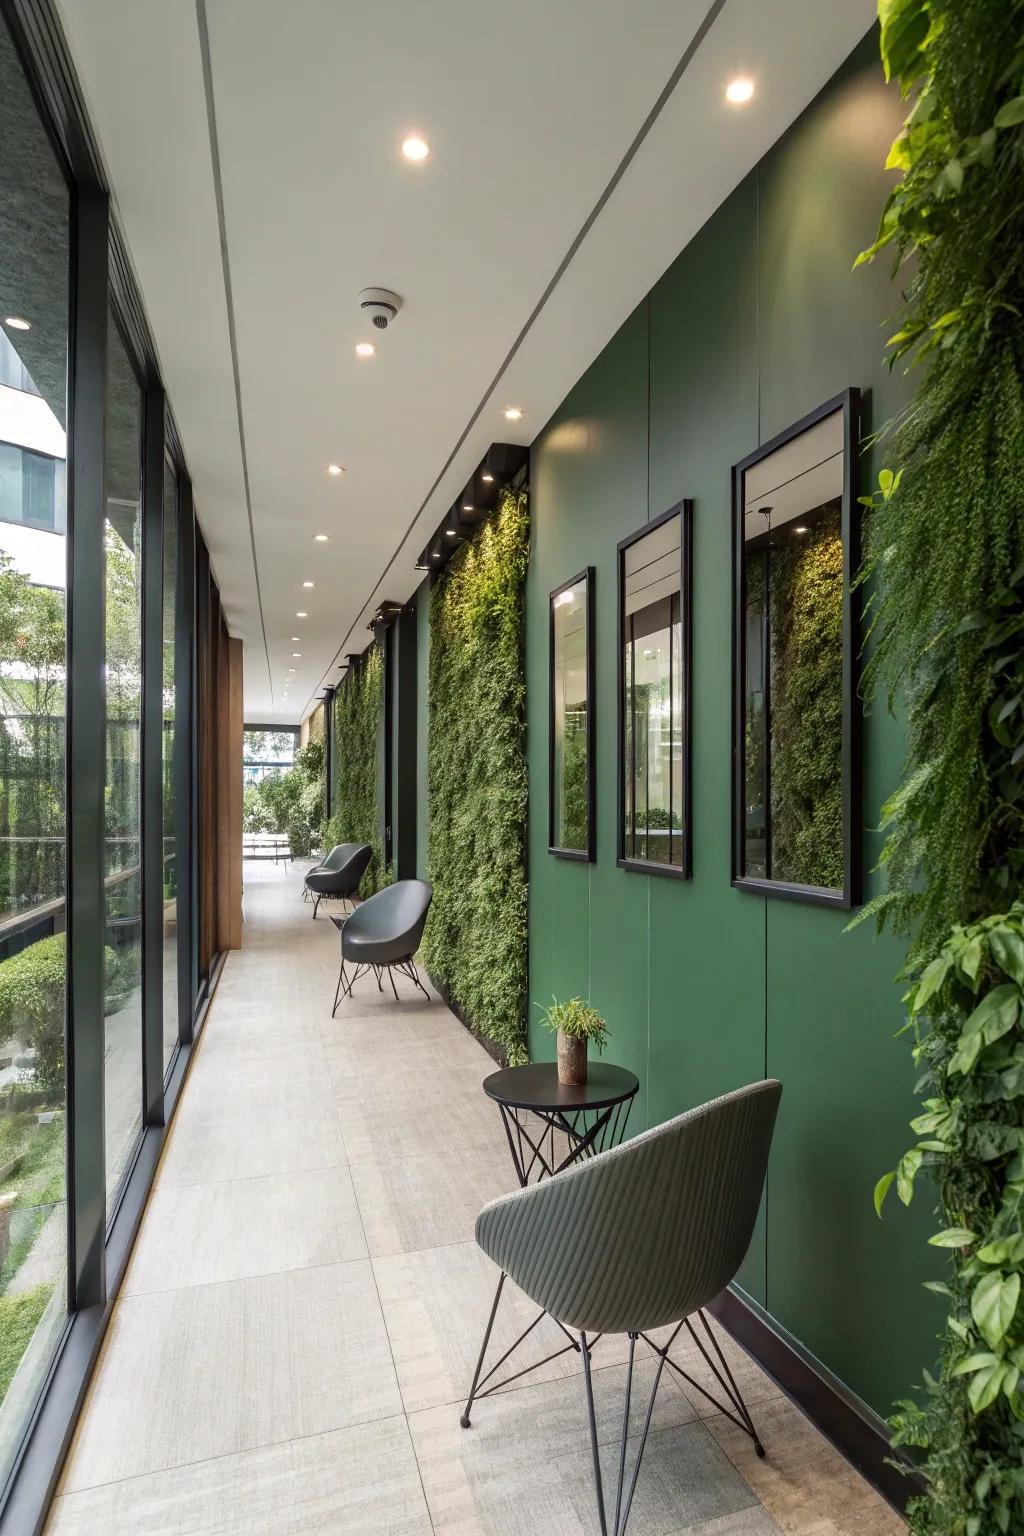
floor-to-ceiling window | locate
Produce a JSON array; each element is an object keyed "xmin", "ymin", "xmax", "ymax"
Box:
[
  {"xmin": 162, "ymin": 460, "xmax": 179, "ymax": 1072},
  {"xmin": 103, "ymin": 311, "xmax": 144, "ymax": 1216},
  {"xmin": 0, "ymin": 8, "xmax": 70, "ymax": 1489}
]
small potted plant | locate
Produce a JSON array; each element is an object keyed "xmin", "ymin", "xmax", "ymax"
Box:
[{"xmin": 538, "ymin": 996, "xmax": 610, "ymax": 1086}]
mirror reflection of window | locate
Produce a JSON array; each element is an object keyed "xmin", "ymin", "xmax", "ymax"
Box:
[
  {"xmin": 739, "ymin": 403, "xmax": 848, "ymax": 894},
  {"xmin": 550, "ymin": 573, "xmax": 591, "ymax": 855},
  {"xmin": 620, "ymin": 509, "xmax": 689, "ymax": 873}
]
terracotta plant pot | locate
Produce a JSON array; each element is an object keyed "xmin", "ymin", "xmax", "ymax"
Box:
[{"xmin": 557, "ymin": 1030, "xmax": 587, "ymax": 1086}]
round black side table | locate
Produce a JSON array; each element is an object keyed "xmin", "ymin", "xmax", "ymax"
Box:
[
  {"xmin": 483, "ymin": 1062, "xmax": 639, "ymax": 1186},
  {"xmin": 461, "ymin": 1061, "xmax": 639, "ymax": 1429}
]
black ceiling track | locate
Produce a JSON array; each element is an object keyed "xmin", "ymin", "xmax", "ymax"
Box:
[{"xmin": 416, "ymin": 441, "xmax": 528, "ymax": 576}]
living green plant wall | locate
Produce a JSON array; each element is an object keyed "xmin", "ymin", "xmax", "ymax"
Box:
[
  {"xmin": 422, "ymin": 487, "xmax": 530, "ymax": 1062},
  {"xmin": 327, "ymin": 645, "xmax": 389, "ymax": 896},
  {"xmin": 526, "ymin": 31, "xmax": 935, "ymax": 1425}
]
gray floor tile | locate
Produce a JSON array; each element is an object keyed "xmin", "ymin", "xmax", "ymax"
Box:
[
  {"xmin": 156, "ymin": 1096, "xmax": 348, "ymax": 1187},
  {"xmin": 351, "ymin": 1139, "xmax": 516, "ymax": 1255},
  {"xmin": 706, "ymin": 1397, "xmax": 906, "ymax": 1535},
  {"xmin": 48, "ymin": 1417, "xmax": 433, "ymax": 1536},
  {"xmin": 411, "ymin": 1372, "xmax": 756, "ymax": 1536},
  {"xmin": 61, "ymin": 1261, "xmax": 401, "ymax": 1491},
  {"xmin": 124, "ymin": 1166, "xmax": 367, "ymax": 1292},
  {"xmin": 336, "ymin": 1078, "xmax": 502, "ymax": 1164}
]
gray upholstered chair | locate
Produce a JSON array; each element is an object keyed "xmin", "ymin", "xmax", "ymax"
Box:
[
  {"xmin": 332, "ymin": 878, "xmax": 433, "ymax": 1011},
  {"xmin": 462, "ymin": 1080, "xmax": 782, "ymax": 1536},
  {"xmin": 302, "ymin": 841, "xmax": 349, "ymax": 902},
  {"xmin": 304, "ymin": 842, "xmax": 372, "ymax": 919}
]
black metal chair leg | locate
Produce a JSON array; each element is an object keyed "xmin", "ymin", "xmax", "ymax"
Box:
[
  {"xmin": 312, "ymin": 894, "xmax": 321, "ymax": 919},
  {"xmin": 461, "ymin": 1272, "xmax": 506, "ymax": 1428},
  {"xmin": 332, "ymin": 962, "xmax": 346, "ymax": 1017},
  {"xmin": 387, "ymin": 965, "xmax": 400, "ymax": 1002},
  {"xmin": 580, "ymin": 1334, "xmax": 609, "ymax": 1536}
]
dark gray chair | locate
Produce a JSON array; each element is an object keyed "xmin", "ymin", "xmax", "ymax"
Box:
[
  {"xmin": 302, "ymin": 842, "xmax": 348, "ymax": 902},
  {"xmin": 305, "ymin": 843, "xmax": 372, "ymax": 919},
  {"xmin": 332, "ymin": 878, "xmax": 433, "ymax": 1011},
  {"xmin": 463, "ymin": 1080, "xmax": 782, "ymax": 1536}
]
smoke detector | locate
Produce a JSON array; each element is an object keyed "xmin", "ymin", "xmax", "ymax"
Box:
[{"xmin": 357, "ymin": 287, "xmax": 402, "ymax": 330}]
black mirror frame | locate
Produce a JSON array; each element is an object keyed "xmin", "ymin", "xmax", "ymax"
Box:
[
  {"xmin": 548, "ymin": 567, "xmax": 596, "ymax": 861},
  {"xmin": 616, "ymin": 500, "xmax": 694, "ymax": 879},
  {"xmin": 730, "ymin": 388, "xmax": 862, "ymax": 909}
]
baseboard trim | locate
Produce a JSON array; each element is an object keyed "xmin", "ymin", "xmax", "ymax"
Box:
[{"xmin": 708, "ymin": 1287, "xmax": 924, "ymax": 1514}]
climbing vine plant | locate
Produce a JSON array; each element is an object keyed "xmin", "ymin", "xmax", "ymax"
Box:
[
  {"xmin": 856, "ymin": 2, "xmax": 1024, "ymax": 1531},
  {"xmin": 328, "ymin": 645, "xmax": 390, "ymax": 897},
  {"xmin": 422, "ymin": 486, "xmax": 529, "ymax": 1064}
]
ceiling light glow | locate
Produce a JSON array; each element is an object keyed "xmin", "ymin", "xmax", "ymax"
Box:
[
  {"xmin": 314, "ymin": 533, "xmax": 329, "ymax": 541},
  {"xmin": 794, "ymin": 525, "xmax": 809, "ymax": 534},
  {"xmin": 504, "ymin": 407, "xmax": 522, "ymax": 421},
  {"xmin": 302, "ymin": 581, "xmax": 314, "ymax": 588},
  {"xmin": 445, "ymin": 530, "xmax": 457, "ymax": 538},
  {"xmin": 327, "ymin": 463, "xmax": 343, "ymax": 476},
  {"xmin": 726, "ymin": 77, "xmax": 755, "ymax": 105},
  {"xmin": 292, "ymin": 652, "xmax": 302, "ymax": 657},
  {"xmin": 355, "ymin": 342, "xmax": 375, "ymax": 358},
  {"xmin": 402, "ymin": 135, "xmax": 430, "ymax": 162},
  {"xmin": 4, "ymin": 316, "xmax": 30, "ymax": 331},
  {"xmin": 481, "ymin": 472, "xmax": 494, "ymax": 483},
  {"xmin": 296, "ymin": 611, "xmax": 308, "ymax": 618}
]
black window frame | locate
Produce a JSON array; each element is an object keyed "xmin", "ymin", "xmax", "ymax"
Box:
[
  {"xmin": 548, "ymin": 567, "xmax": 595, "ymax": 862},
  {"xmin": 616, "ymin": 500, "xmax": 694, "ymax": 879},
  {"xmin": 730, "ymin": 388, "xmax": 862, "ymax": 910}
]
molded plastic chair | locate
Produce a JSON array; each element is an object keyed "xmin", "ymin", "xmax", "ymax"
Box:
[
  {"xmin": 332, "ymin": 878, "xmax": 433, "ymax": 1011},
  {"xmin": 304, "ymin": 843, "xmax": 372, "ymax": 919},
  {"xmin": 301, "ymin": 841, "xmax": 348, "ymax": 901},
  {"xmin": 463, "ymin": 1080, "xmax": 783, "ymax": 1536}
]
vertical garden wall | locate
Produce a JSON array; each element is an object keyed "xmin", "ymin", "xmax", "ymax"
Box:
[
  {"xmin": 422, "ymin": 487, "xmax": 530, "ymax": 1063},
  {"xmin": 328, "ymin": 645, "xmax": 389, "ymax": 896}
]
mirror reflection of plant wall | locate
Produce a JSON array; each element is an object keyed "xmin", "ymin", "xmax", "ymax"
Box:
[
  {"xmin": 733, "ymin": 391, "xmax": 859, "ymax": 906},
  {"xmin": 549, "ymin": 569, "xmax": 594, "ymax": 859},
  {"xmin": 618, "ymin": 502, "xmax": 692, "ymax": 876},
  {"xmin": 423, "ymin": 486, "xmax": 529, "ymax": 1064},
  {"xmin": 327, "ymin": 646, "xmax": 389, "ymax": 895}
]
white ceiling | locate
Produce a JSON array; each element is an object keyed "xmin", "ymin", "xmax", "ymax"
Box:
[{"xmin": 57, "ymin": 0, "xmax": 874, "ymax": 723}]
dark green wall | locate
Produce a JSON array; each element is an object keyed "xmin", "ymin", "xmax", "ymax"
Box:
[{"xmin": 525, "ymin": 33, "xmax": 938, "ymax": 1420}]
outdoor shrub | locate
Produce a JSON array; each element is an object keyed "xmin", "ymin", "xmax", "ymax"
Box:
[
  {"xmin": 0, "ymin": 936, "xmax": 118, "ymax": 1097},
  {"xmin": 422, "ymin": 486, "xmax": 529, "ymax": 1064}
]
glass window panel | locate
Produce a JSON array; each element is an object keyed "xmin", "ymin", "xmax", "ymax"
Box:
[
  {"xmin": 739, "ymin": 406, "xmax": 846, "ymax": 891},
  {"xmin": 162, "ymin": 464, "xmax": 178, "ymax": 1072},
  {"xmin": 103, "ymin": 312, "xmax": 143, "ymax": 1216},
  {"xmin": 0, "ymin": 9, "xmax": 70, "ymax": 1487},
  {"xmin": 622, "ymin": 515, "xmax": 684, "ymax": 869},
  {"xmin": 551, "ymin": 576, "xmax": 589, "ymax": 852}
]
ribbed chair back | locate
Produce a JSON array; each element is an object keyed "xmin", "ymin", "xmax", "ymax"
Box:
[{"xmin": 475, "ymin": 1080, "xmax": 781, "ymax": 1335}]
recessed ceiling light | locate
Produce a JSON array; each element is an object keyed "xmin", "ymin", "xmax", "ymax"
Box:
[
  {"xmin": 296, "ymin": 611, "xmax": 308, "ymax": 618},
  {"xmin": 445, "ymin": 529, "xmax": 457, "ymax": 538},
  {"xmin": 292, "ymin": 652, "xmax": 302, "ymax": 657},
  {"xmin": 314, "ymin": 533, "xmax": 329, "ymax": 542},
  {"xmin": 401, "ymin": 135, "xmax": 430, "ymax": 162},
  {"xmin": 481, "ymin": 472, "xmax": 494, "ymax": 483},
  {"xmin": 288, "ymin": 668, "xmax": 296, "ymax": 673},
  {"xmin": 355, "ymin": 342, "xmax": 375, "ymax": 358},
  {"xmin": 794, "ymin": 525, "xmax": 809, "ymax": 534},
  {"xmin": 327, "ymin": 463, "xmax": 343, "ymax": 476},
  {"xmin": 4, "ymin": 316, "xmax": 30, "ymax": 331},
  {"xmin": 302, "ymin": 580, "xmax": 314, "ymax": 588},
  {"xmin": 291, "ymin": 636, "xmax": 300, "ymax": 641},
  {"xmin": 431, "ymin": 553, "xmax": 440, "ymax": 561},
  {"xmin": 462, "ymin": 503, "xmax": 473, "ymax": 512},
  {"xmin": 504, "ymin": 407, "xmax": 522, "ymax": 421},
  {"xmin": 726, "ymin": 77, "xmax": 755, "ymax": 104}
]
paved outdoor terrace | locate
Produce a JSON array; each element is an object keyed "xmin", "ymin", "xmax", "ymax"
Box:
[{"xmin": 45, "ymin": 862, "xmax": 905, "ymax": 1535}]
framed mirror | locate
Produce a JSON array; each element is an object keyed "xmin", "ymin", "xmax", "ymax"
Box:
[
  {"xmin": 549, "ymin": 568, "xmax": 594, "ymax": 860},
  {"xmin": 732, "ymin": 389, "xmax": 860, "ymax": 907},
  {"xmin": 617, "ymin": 501, "xmax": 693, "ymax": 877}
]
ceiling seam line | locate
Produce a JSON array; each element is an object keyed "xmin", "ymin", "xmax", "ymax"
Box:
[
  {"xmin": 195, "ymin": 0, "xmax": 274, "ymax": 709},
  {"xmin": 301, "ymin": 0, "xmax": 729, "ymax": 718}
]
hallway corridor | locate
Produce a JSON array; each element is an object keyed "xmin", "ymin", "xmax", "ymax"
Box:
[{"xmin": 45, "ymin": 867, "xmax": 903, "ymax": 1535}]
